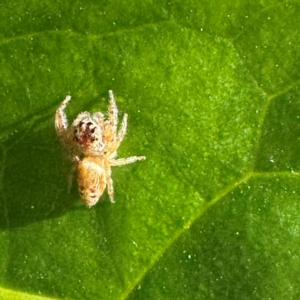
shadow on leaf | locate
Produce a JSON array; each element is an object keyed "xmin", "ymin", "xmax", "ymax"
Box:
[{"xmin": 0, "ymin": 113, "xmax": 84, "ymax": 229}]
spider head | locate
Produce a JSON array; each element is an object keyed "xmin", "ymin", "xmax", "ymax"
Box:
[{"xmin": 72, "ymin": 113, "xmax": 105, "ymax": 156}]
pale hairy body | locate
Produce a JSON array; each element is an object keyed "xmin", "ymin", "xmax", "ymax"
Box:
[{"xmin": 55, "ymin": 90, "xmax": 146, "ymax": 207}]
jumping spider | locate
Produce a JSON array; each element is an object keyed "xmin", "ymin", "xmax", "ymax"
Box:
[{"xmin": 55, "ymin": 90, "xmax": 146, "ymax": 207}]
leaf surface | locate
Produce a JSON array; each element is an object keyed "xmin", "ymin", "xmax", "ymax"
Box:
[{"xmin": 0, "ymin": 1, "xmax": 300, "ymax": 299}]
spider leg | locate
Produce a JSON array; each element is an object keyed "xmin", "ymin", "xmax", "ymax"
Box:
[
  {"xmin": 55, "ymin": 95, "xmax": 81, "ymax": 155},
  {"xmin": 55, "ymin": 95, "xmax": 71, "ymax": 136},
  {"xmin": 105, "ymin": 165, "xmax": 115, "ymax": 203},
  {"xmin": 116, "ymin": 113, "xmax": 128, "ymax": 144},
  {"xmin": 108, "ymin": 90, "xmax": 118, "ymax": 137},
  {"xmin": 110, "ymin": 156, "xmax": 146, "ymax": 167},
  {"xmin": 67, "ymin": 158, "xmax": 79, "ymax": 193},
  {"xmin": 107, "ymin": 113, "xmax": 128, "ymax": 153}
]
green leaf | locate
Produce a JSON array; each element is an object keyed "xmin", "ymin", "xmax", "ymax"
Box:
[
  {"xmin": 0, "ymin": 286, "xmax": 56, "ymax": 300},
  {"xmin": 1, "ymin": 1, "xmax": 300, "ymax": 299}
]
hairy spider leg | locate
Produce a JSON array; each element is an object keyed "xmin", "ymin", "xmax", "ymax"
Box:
[
  {"xmin": 55, "ymin": 95, "xmax": 71, "ymax": 135},
  {"xmin": 108, "ymin": 90, "xmax": 118, "ymax": 137},
  {"xmin": 104, "ymin": 163, "xmax": 115, "ymax": 203},
  {"xmin": 107, "ymin": 113, "xmax": 128, "ymax": 154},
  {"xmin": 110, "ymin": 156, "xmax": 146, "ymax": 166}
]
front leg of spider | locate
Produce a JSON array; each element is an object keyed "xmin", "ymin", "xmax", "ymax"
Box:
[
  {"xmin": 55, "ymin": 95, "xmax": 71, "ymax": 141},
  {"xmin": 55, "ymin": 95, "xmax": 80, "ymax": 161}
]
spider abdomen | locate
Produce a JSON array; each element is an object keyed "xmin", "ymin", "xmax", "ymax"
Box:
[{"xmin": 77, "ymin": 156, "xmax": 106, "ymax": 207}]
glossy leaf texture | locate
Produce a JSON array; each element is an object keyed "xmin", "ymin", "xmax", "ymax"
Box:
[{"xmin": 0, "ymin": 1, "xmax": 300, "ymax": 299}]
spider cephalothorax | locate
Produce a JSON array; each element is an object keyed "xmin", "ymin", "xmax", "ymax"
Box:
[
  {"xmin": 72, "ymin": 113, "xmax": 106, "ymax": 156},
  {"xmin": 55, "ymin": 90, "xmax": 146, "ymax": 207}
]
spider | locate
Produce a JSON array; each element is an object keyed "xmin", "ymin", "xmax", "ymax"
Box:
[{"xmin": 55, "ymin": 90, "xmax": 146, "ymax": 207}]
